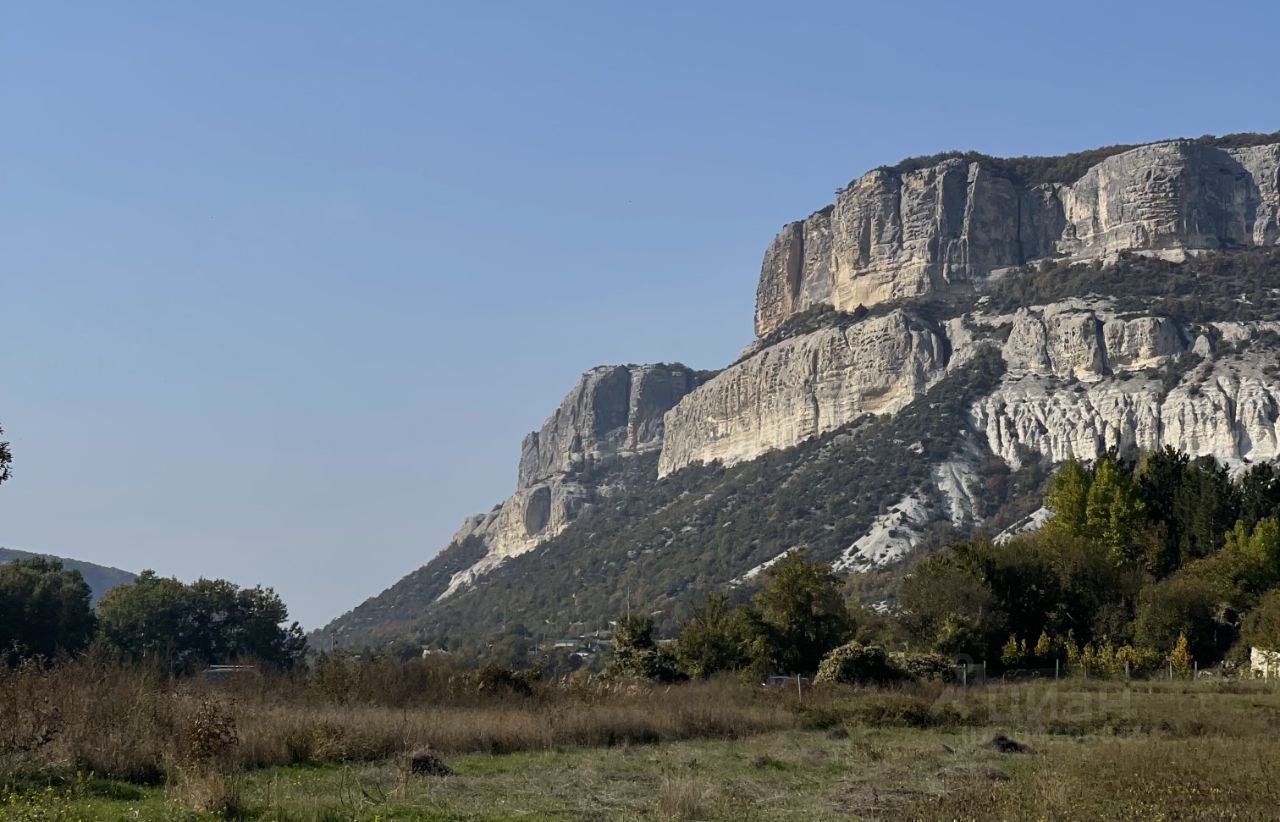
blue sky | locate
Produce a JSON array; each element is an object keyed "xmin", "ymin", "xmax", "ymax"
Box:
[{"xmin": 2, "ymin": 1, "xmax": 1277, "ymax": 629}]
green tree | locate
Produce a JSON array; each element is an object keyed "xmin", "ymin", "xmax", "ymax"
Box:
[
  {"xmin": 1199, "ymin": 518, "xmax": 1280, "ymax": 604},
  {"xmin": 1084, "ymin": 455, "xmax": 1146, "ymax": 564},
  {"xmin": 0, "ymin": 557, "xmax": 96, "ymax": 665},
  {"xmin": 603, "ymin": 614, "xmax": 683, "ymax": 682},
  {"xmin": 1134, "ymin": 575, "xmax": 1221, "ymax": 659},
  {"xmin": 752, "ymin": 551, "xmax": 853, "ymax": 674},
  {"xmin": 97, "ymin": 571, "xmax": 305, "ymax": 671},
  {"xmin": 981, "ymin": 538, "xmax": 1065, "ymax": 649},
  {"xmin": 1242, "ymin": 589, "xmax": 1280, "ymax": 651},
  {"xmin": 1135, "ymin": 447, "xmax": 1189, "ymax": 575},
  {"xmin": 898, "ymin": 542, "xmax": 1004, "ymax": 659},
  {"xmin": 1135, "ymin": 450, "xmax": 1242, "ymax": 575},
  {"xmin": 1237, "ymin": 463, "xmax": 1280, "ymax": 532},
  {"xmin": 1028, "ymin": 529, "xmax": 1140, "ymax": 644},
  {"xmin": 1235, "ymin": 517, "xmax": 1280, "ymax": 576},
  {"xmin": 1046, "ymin": 458, "xmax": 1091, "ymax": 536},
  {"xmin": 1136, "ymin": 447, "xmax": 1189, "ymax": 526},
  {"xmin": 674, "ymin": 593, "xmax": 752, "ymax": 679},
  {"xmin": 96, "ymin": 571, "xmax": 188, "ymax": 662},
  {"xmin": 1172, "ymin": 457, "xmax": 1240, "ymax": 563}
]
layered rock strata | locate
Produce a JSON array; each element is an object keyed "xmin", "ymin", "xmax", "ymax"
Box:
[
  {"xmin": 662, "ymin": 300, "xmax": 1280, "ymax": 476},
  {"xmin": 756, "ymin": 140, "xmax": 1280, "ymax": 337}
]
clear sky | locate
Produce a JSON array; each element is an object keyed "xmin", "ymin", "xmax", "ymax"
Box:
[{"xmin": 2, "ymin": 1, "xmax": 1277, "ymax": 630}]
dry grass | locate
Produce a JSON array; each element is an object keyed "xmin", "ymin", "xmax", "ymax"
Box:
[
  {"xmin": 171, "ymin": 768, "xmax": 243, "ymax": 817},
  {"xmin": 0, "ymin": 658, "xmax": 795, "ymax": 788},
  {"xmin": 904, "ymin": 735, "xmax": 1280, "ymax": 820},
  {"xmin": 656, "ymin": 775, "xmax": 711, "ymax": 819},
  {"xmin": 5, "ymin": 659, "xmax": 1280, "ymax": 819}
]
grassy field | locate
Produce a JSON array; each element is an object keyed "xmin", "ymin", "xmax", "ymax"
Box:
[{"xmin": 4, "ymin": 671, "xmax": 1280, "ymax": 820}]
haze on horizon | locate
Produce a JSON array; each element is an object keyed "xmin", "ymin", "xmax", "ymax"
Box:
[{"xmin": 2, "ymin": 0, "xmax": 1277, "ymax": 630}]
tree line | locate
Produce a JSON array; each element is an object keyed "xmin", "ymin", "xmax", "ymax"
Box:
[
  {"xmin": 0, "ymin": 561, "xmax": 304, "ymax": 670},
  {"xmin": 609, "ymin": 448, "xmax": 1280, "ymax": 684},
  {"xmin": 901, "ymin": 448, "xmax": 1280, "ymax": 672}
]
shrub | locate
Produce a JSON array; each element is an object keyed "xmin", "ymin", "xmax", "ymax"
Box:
[
  {"xmin": 1243, "ymin": 589, "xmax": 1280, "ymax": 651},
  {"xmin": 814, "ymin": 642, "xmax": 904, "ymax": 685},
  {"xmin": 1077, "ymin": 641, "xmax": 1163, "ymax": 678},
  {"xmin": 852, "ymin": 693, "xmax": 963, "ymax": 729},
  {"xmin": 604, "ymin": 615, "xmax": 686, "ymax": 683},
  {"xmin": 891, "ymin": 651, "xmax": 955, "ymax": 683},
  {"xmin": 475, "ymin": 665, "xmax": 537, "ymax": 697}
]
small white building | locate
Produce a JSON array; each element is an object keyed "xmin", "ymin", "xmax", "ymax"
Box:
[{"xmin": 1251, "ymin": 647, "xmax": 1280, "ymax": 679}]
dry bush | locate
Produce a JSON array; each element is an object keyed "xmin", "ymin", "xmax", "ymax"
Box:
[
  {"xmin": 403, "ymin": 747, "xmax": 453, "ymax": 777},
  {"xmin": 172, "ymin": 767, "xmax": 244, "ymax": 817},
  {"xmin": 0, "ymin": 655, "xmax": 175, "ymax": 785},
  {"xmin": 234, "ymin": 678, "xmax": 791, "ymax": 766},
  {"xmin": 1, "ymin": 656, "xmax": 795, "ymax": 789}
]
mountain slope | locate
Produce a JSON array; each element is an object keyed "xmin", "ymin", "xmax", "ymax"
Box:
[
  {"xmin": 0, "ymin": 548, "xmax": 136, "ymax": 605},
  {"xmin": 321, "ymin": 132, "xmax": 1280, "ymax": 655},
  {"xmin": 321, "ymin": 349, "xmax": 1037, "ymax": 650}
]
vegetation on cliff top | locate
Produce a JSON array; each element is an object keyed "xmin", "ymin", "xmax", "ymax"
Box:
[
  {"xmin": 755, "ymin": 245, "xmax": 1280, "ymax": 359},
  {"xmin": 857, "ymin": 130, "xmax": 1280, "ymax": 190},
  {"xmin": 988, "ymin": 246, "xmax": 1280, "ymax": 322}
]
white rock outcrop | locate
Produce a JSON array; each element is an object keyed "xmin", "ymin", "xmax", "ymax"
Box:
[
  {"xmin": 663, "ymin": 298, "xmax": 1280, "ymax": 477},
  {"xmin": 657, "ymin": 310, "xmax": 948, "ymax": 476},
  {"xmin": 976, "ymin": 321, "xmax": 1280, "ymax": 468},
  {"xmin": 755, "ymin": 139, "xmax": 1280, "ymax": 337},
  {"xmin": 834, "ymin": 494, "xmax": 930, "ymax": 572}
]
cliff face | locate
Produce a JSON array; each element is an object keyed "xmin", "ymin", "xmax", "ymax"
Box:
[
  {"xmin": 435, "ymin": 364, "xmax": 703, "ymax": 598},
  {"xmin": 518, "ymin": 365, "xmax": 701, "ymax": 487},
  {"xmin": 658, "ymin": 311, "xmax": 949, "ymax": 476},
  {"xmin": 662, "ymin": 299, "xmax": 1280, "ymax": 476},
  {"xmin": 755, "ymin": 140, "xmax": 1280, "ymax": 337},
  {"xmin": 322, "ymin": 133, "xmax": 1280, "ymax": 652},
  {"xmin": 976, "ymin": 313, "xmax": 1280, "ymax": 467}
]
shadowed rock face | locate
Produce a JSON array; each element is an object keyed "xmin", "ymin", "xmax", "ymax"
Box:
[
  {"xmin": 435, "ymin": 363, "xmax": 707, "ymax": 599},
  {"xmin": 517, "ymin": 364, "xmax": 703, "ymax": 488},
  {"xmin": 755, "ymin": 140, "xmax": 1280, "ymax": 337}
]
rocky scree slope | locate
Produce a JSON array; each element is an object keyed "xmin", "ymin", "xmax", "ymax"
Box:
[{"xmin": 321, "ymin": 132, "xmax": 1280, "ymax": 652}]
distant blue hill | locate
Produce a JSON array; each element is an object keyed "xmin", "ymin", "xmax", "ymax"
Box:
[{"xmin": 0, "ymin": 547, "xmax": 136, "ymax": 606}]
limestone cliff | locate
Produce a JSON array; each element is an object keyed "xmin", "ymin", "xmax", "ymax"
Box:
[
  {"xmin": 975, "ymin": 313, "xmax": 1280, "ymax": 467},
  {"xmin": 658, "ymin": 310, "xmax": 950, "ymax": 476},
  {"xmin": 755, "ymin": 138, "xmax": 1280, "ymax": 337},
  {"xmin": 437, "ymin": 364, "xmax": 704, "ymax": 597},
  {"xmin": 663, "ymin": 296, "xmax": 1280, "ymax": 476},
  {"xmin": 321, "ymin": 133, "xmax": 1280, "ymax": 652}
]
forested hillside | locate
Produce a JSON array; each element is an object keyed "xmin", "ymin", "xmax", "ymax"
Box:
[{"xmin": 0, "ymin": 548, "xmax": 135, "ymax": 605}]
